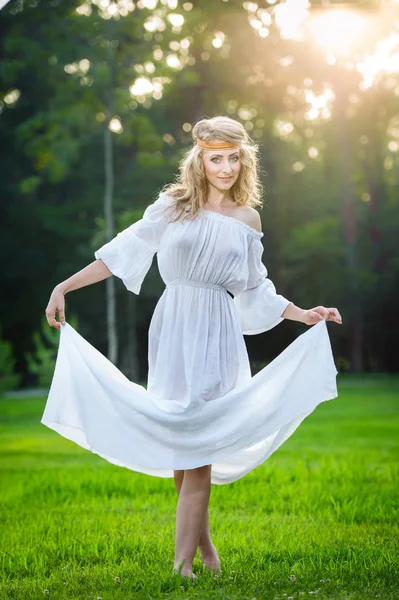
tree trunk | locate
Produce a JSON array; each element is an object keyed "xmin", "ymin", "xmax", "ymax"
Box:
[
  {"xmin": 104, "ymin": 122, "xmax": 118, "ymax": 364},
  {"xmin": 103, "ymin": 17, "xmax": 118, "ymax": 365},
  {"xmin": 336, "ymin": 89, "xmax": 363, "ymax": 373}
]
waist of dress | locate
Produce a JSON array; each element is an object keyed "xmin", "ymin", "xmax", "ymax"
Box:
[{"xmin": 166, "ymin": 279, "xmax": 228, "ymax": 292}]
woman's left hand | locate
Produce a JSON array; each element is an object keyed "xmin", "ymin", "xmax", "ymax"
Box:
[{"xmin": 312, "ymin": 306, "xmax": 342, "ymax": 324}]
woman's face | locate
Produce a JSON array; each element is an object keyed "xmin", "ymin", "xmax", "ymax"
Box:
[{"xmin": 202, "ymin": 148, "xmax": 241, "ymax": 192}]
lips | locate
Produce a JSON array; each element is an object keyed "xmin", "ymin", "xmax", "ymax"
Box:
[{"xmin": 218, "ymin": 177, "xmax": 232, "ymax": 182}]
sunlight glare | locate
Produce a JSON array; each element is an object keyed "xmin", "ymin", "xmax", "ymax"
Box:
[
  {"xmin": 167, "ymin": 13, "xmax": 184, "ymax": 27},
  {"xmin": 258, "ymin": 9, "xmax": 271, "ymax": 26},
  {"xmin": 79, "ymin": 59, "xmax": 90, "ymax": 73},
  {"xmin": 274, "ymin": 119, "xmax": 294, "ymax": 137},
  {"xmin": 153, "ymin": 48, "xmax": 164, "ymax": 60},
  {"xmin": 4, "ymin": 89, "xmax": 20, "ymax": 105},
  {"xmin": 76, "ymin": 3, "xmax": 92, "ymax": 15},
  {"xmin": 304, "ymin": 86, "xmax": 334, "ymax": 121},
  {"xmin": 138, "ymin": 0, "xmax": 158, "ymax": 8},
  {"xmin": 212, "ymin": 32, "xmax": 225, "ymax": 48},
  {"xmin": 130, "ymin": 77, "xmax": 154, "ymax": 96},
  {"xmin": 109, "ymin": 117, "xmax": 123, "ymax": 134},
  {"xmin": 144, "ymin": 15, "xmax": 166, "ymax": 32},
  {"xmin": 243, "ymin": 2, "xmax": 258, "ymax": 12},
  {"xmin": 293, "ymin": 161, "xmax": 305, "ymax": 172},
  {"xmin": 274, "ymin": 0, "xmax": 309, "ymax": 41},
  {"xmin": 308, "ymin": 10, "xmax": 365, "ymax": 56},
  {"xmin": 166, "ymin": 53, "xmax": 182, "ymax": 68},
  {"xmin": 357, "ymin": 31, "xmax": 399, "ymax": 89},
  {"xmin": 259, "ymin": 28, "xmax": 269, "ymax": 38}
]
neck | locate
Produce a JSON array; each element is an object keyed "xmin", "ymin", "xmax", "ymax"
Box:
[{"xmin": 206, "ymin": 185, "xmax": 233, "ymax": 208}]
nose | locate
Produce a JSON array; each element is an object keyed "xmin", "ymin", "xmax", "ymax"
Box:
[{"xmin": 221, "ymin": 161, "xmax": 233, "ymax": 175}]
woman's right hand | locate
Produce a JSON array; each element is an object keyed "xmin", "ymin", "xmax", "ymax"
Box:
[
  {"xmin": 300, "ymin": 305, "xmax": 342, "ymax": 326},
  {"xmin": 45, "ymin": 285, "xmax": 66, "ymax": 328}
]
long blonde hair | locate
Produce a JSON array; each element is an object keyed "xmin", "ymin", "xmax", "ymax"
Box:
[{"xmin": 161, "ymin": 115, "xmax": 263, "ymax": 224}]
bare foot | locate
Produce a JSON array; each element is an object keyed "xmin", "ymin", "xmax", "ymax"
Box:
[
  {"xmin": 173, "ymin": 561, "xmax": 198, "ymax": 579},
  {"xmin": 172, "ymin": 568, "xmax": 198, "ymax": 579},
  {"xmin": 199, "ymin": 543, "xmax": 221, "ymax": 574}
]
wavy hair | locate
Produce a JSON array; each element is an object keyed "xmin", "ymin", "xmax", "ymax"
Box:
[{"xmin": 160, "ymin": 115, "xmax": 263, "ymax": 224}]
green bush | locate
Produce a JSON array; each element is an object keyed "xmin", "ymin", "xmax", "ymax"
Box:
[
  {"xmin": 0, "ymin": 326, "xmax": 21, "ymax": 395},
  {"xmin": 25, "ymin": 316, "xmax": 78, "ymax": 389}
]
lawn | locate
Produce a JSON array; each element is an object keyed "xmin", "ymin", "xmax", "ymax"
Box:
[{"xmin": 1, "ymin": 375, "xmax": 398, "ymax": 600}]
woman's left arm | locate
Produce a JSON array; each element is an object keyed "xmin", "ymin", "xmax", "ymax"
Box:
[{"xmin": 282, "ymin": 303, "xmax": 343, "ymax": 326}]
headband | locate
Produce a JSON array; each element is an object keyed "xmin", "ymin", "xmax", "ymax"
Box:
[{"xmin": 196, "ymin": 139, "xmax": 240, "ymax": 150}]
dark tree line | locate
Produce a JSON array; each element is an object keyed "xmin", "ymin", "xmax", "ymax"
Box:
[{"xmin": 1, "ymin": 0, "xmax": 398, "ymax": 387}]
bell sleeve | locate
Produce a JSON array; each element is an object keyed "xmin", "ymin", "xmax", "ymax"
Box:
[
  {"xmin": 234, "ymin": 235, "xmax": 293, "ymax": 335},
  {"xmin": 94, "ymin": 193, "xmax": 169, "ymax": 295}
]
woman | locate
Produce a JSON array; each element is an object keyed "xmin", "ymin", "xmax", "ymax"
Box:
[{"xmin": 43, "ymin": 115, "xmax": 342, "ymax": 579}]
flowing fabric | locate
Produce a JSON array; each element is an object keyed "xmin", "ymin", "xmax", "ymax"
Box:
[{"xmin": 41, "ymin": 193, "xmax": 338, "ymax": 485}]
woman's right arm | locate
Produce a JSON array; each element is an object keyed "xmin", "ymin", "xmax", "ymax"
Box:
[{"xmin": 45, "ymin": 259, "xmax": 112, "ymax": 328}]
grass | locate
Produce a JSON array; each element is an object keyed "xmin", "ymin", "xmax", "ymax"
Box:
[{"xmin": 0, "ymin": 374, "xmax": 398, "ymax": 600}]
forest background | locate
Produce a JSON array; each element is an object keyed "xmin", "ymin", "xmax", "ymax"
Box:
[{"xmin": 1, "ymin": 0, "xmax": 398, "ymax": 391}]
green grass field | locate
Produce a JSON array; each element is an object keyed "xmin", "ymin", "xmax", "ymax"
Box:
[{"xmin": 1, "ymin": 375, "xmax": 398, "ymax": 600}]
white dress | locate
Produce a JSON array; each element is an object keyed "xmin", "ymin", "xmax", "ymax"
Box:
[{"xmin": 41, "ymin": 192, "xmax": 338, "ymax": 484}]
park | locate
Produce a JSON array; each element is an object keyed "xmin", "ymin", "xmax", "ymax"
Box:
[{"xmin": 1, "ymin": 0, "xmax": 398, "ymax": 598}]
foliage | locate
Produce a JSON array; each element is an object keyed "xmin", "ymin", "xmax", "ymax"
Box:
[
  {"xmin": 0, "ymin": 0, "xmax": 399, "ymax": 374},
  {"xmin": 0, "ymin": 326, "xmax": 21, "ymax": 395},
  {"xmin": 284, "ymin": 215, "xmax": 348, "ymax": 307},
  {"xmin": 25, "ymin": 316, "xmax": 78, "ymax": 389}
]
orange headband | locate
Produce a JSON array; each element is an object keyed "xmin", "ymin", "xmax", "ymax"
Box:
[{"xmin": 196, "ymin": 139, "xmax": 240, "ymax": 150}]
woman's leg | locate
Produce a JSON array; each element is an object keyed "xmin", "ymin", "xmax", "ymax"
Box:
[
  {"xmin": 173, "ymin": 470, "xmax": 213, "ymax": 553},
  {"xmin": 173, "ymin": 465, "xmax": 213, "ymax": 576}
]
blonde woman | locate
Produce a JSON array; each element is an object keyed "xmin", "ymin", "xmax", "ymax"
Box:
[{"xmin": 44, "ymin": 115, "xmax": 342, "ymax": 579}]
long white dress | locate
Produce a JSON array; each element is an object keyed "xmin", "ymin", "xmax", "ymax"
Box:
[{"xmin": 41, "ymin": 192, "xmax": 338, "ymax": 485}]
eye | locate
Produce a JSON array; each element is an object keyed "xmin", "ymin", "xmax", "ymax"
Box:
[{"xmin": 210, "ymin": 156, "xmax": 239, "ymax": 163}]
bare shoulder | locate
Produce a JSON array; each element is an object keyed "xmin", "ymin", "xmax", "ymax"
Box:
[{"xmin": 235, "ymin": 206, "xmax": 262, "ymax": 233}]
